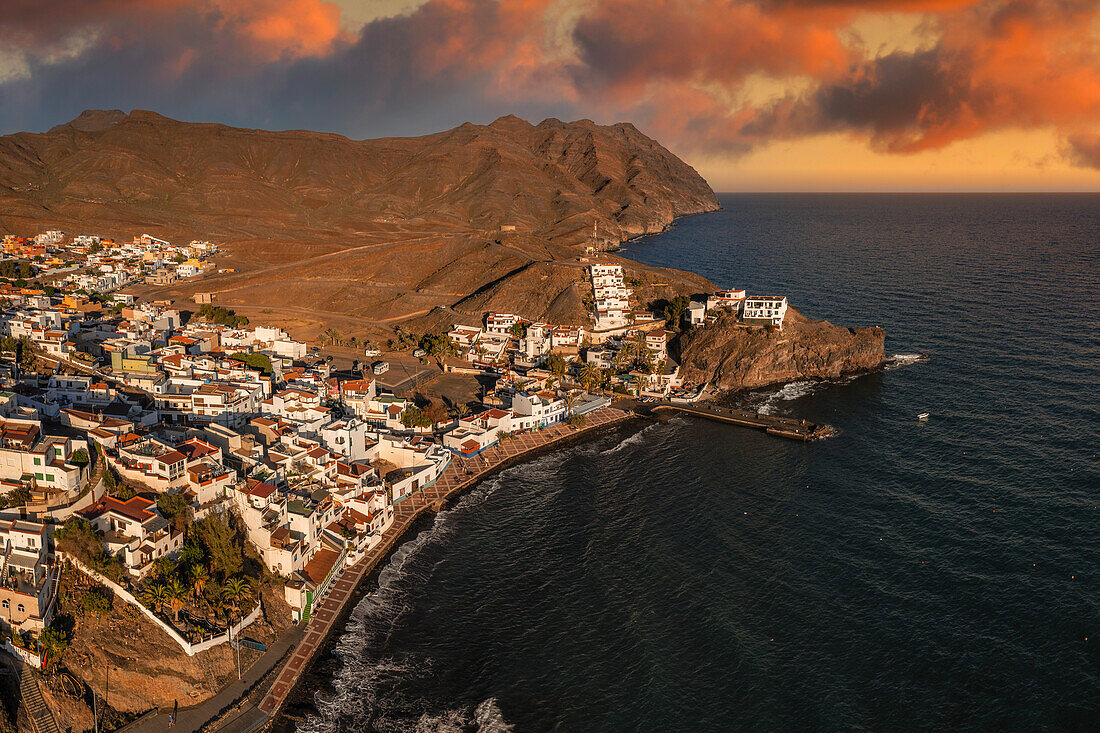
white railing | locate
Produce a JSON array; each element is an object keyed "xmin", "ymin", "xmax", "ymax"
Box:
[
  {"xmin": 1, "ymin": 639, "xmax": 41, "ymax": 668},
  {"xmin": 64, "ymin": 554, "xmax": 261, "ymax": 656}
]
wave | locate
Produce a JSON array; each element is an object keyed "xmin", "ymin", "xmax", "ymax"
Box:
[
  {"xmin": 599, "ymin": 421, "xmax": 662, "ymax": 454},
  {"xmin": 299, "ymin": 480, "xmax": 510, "ymax": 733},
  {"xmin": 754, "ymin": 380, "xmax": 817, "ymax": 415},
  {"xmin": 886, "ymin": 352, "xmax": 928, "ymax": 369},
  {"xmin": 411, "ymin": 698, "xmax": 514, "ymax": 733}
]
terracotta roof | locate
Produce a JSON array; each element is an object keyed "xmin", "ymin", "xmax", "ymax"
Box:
[
  {"xmin": 79, "ymin": 495, "xmax": 156, "ymax": 523},
  {"xmin": 158, "ymin": 450, "xmax": 187, "ymax": 465},
  {"xmin": 244, "ymin": 480, "xmax": 277, "ymax": 499},
  {"xmin": 301, "ymin": 547, "xmax": 340, "ymax": 585}
]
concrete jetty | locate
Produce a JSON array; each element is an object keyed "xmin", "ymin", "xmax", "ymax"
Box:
[{"xmin": 650, "ymin": 402, "xmax": 832, "ymax": 440}]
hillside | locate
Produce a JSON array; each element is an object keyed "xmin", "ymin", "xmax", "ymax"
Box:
[{"xmin": 0, "ymin": 110, "xmax": 719, "ymax": 337}]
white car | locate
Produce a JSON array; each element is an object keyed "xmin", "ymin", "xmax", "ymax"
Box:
[
  {"xmin": 372, "ymin": 361, "xmax": 390, "ymax": 375},
  {"xmin": 364, "ymin": 348, "xmax": 382, "ymax": 358},
  {"xmin": 412, "ymin": 348, "xmax": 426, "ymax": 358}
]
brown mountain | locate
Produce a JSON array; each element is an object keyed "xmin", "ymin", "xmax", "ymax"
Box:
[{"xmin": 0, "ymin": 110, "xmax": 719, "ymax": 337}]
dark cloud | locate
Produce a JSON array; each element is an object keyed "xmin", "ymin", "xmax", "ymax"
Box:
[{"xmin": 0, "ymin": 0, "xmax": 1098, "ymax": 169}]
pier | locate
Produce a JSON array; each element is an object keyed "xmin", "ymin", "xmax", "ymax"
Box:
[{"xmin": 650, "ymin": 402, "xmax": 832, "ymax": 440}]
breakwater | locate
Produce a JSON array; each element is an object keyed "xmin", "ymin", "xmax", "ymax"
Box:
[{"xmin": 651, "ymin": 402, "xmax": 833, "ymax": 440}]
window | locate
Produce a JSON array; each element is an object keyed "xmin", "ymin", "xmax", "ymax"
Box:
[
  {"xmin": 1, "ymin": 600, "xmax": 7, "ymax": 609},
  {"xmin": 16, "ymin": 604, "xmax": 24, "ymax": 613},
  {"xmin": 33, "ymin": 457, "xmax": 40, "ymax": 466},
  {"xmin": 35, "ymin": 472, "xmax": 43, "ymax": 480},
  {"xmin": 45, "ymin": 474, "xmax": 54, "ymax": 482}
]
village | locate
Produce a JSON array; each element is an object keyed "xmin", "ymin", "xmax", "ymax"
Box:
[{"xmin": 0, "ymin": 228, "xmax": 789, "ymax": 728}]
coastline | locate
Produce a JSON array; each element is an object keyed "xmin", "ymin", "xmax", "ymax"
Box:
[{"xmin": 231, "ymin": 406, "xmax": 639, "ymax": 732}]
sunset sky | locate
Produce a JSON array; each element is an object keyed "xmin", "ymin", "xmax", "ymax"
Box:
[{"xmin": 2, "ymin": 0, "xmax": 1099, "ymax": 191}]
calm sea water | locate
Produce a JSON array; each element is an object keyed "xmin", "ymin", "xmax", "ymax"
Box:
[{"xmin": 302, "ymin": 195, "xmax": 1099, "ymax": 732}]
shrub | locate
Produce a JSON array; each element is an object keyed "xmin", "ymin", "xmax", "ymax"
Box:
[
  {"xmin": 70, "ymin": 448, "xmax": 90, "ymax": 467},
  {"xmin": 230, "ymin": 352, "xmax": 273, "ymax": 375},
  {"xmin": 82, "ymin": 588, "xmax": 112, "ymax": 616}
]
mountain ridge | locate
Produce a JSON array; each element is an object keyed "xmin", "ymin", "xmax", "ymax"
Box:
[{"xmin": 0, "ymin": 110, "xmax": 720, "ymax": 337}]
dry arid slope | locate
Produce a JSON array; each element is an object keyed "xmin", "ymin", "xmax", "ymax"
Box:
[{"xmin": 0, "ymin": 110, "xmax": 719, "ymax": 336}]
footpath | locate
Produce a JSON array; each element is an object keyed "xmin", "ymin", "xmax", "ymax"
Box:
[{"xmin": 128, "ymin": 406, "xmax": 631, "ymax": 733}]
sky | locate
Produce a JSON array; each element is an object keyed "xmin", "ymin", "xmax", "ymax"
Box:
[{"xmin": 1, "ymin": 0, "xmax": 1099, "ymax": 191}]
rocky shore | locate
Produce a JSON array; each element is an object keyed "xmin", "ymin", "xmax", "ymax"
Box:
[{"xmin": 675, "ymin": 307, "xmax": 886, "ymax": 391}]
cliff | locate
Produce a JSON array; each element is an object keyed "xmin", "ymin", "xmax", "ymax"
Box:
[
  {"xmin": 676, "ymin": 308, "xmax": 886, "ymax": 391},
  {"xmin": 0, "ymin": 111, "xmax": 719, "ymax": 335}
]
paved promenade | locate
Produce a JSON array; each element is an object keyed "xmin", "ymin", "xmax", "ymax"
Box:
[{"xmin": 218, "ymin": 406, "xmax": 630, "ymax": 731}]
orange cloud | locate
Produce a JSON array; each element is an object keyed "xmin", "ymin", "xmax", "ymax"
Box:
[
  {"xmin": 2, "ymin": 0, "xmax": 1099, "ymax": 174},
  {"xmin": 0, "ymin": 0, "xmax": 346, "ymax": 62}
]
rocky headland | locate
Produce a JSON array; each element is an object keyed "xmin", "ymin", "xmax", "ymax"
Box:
[{"xmin": 676, "ymin": 307, "xmax": 886, "ymax": 391}]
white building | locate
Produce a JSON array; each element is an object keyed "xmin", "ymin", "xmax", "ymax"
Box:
[
  {"xmin": 742, "ymin": 296, "xmax": 788, "ymax": 328},
  {"xmin": 509, "ymin": 391, "xmax": 566, "ymax": 430},
  {"xmin": 684, "ymin": 300, "xmax": 707, "ymax": 327},
  {"xmin": 0, "ymin": 520, "xmax": 56, "ymax": 634},
  {"xmin": 707, "ymin": 288, "xmax": 746, "ymax": 312},
  {"xmin": 485, "ymin": 313, "xmax": 522, "ymax": 336}
]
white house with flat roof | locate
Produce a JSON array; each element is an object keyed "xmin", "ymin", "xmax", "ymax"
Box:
[{"xmin": 742, "ymin": 296, "xmax": 788, "ymax": 328}]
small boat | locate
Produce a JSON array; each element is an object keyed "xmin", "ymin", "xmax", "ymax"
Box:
[{"xmin": 917, "ymin": 412, "xmax": 930, "ymax": 420}]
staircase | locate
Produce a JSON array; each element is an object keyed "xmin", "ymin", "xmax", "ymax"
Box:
[{"xmin": 19, "ymin": 663, "xmax": 60, "ymax": 733}]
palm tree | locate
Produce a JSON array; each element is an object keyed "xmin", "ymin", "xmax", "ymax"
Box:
[
  {"xmin": 191, "ymin": 566, "xmax": 209, "ymax": 604},
  {"xmin": 580, "ymin": 363, "xmax": 601, "ymax": 393},
  {"xmin": 166, "ymin": 577, "xmax": 187, "ymax": 622},
  {"xmin": 143, "ymin": 583, "xmax": 169, "ymax": 617},
  {"xmin": 454, "ymin": 402, "xmax": 470, "ymax": 419},
  {"xmin": 563, "ymin": 392, "xmax": 578, "ymax": 418},
  {"xmin": 323, "ymin": 328, "xmax": 341, "ymax": 347},
  {"xmin": 223, "ymin": 577, "xmax": 251, "ymax": 621}
]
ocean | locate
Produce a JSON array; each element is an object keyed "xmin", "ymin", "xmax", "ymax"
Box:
[{"xmin": 299, "ymin": 194, "xmax": 1099, "ymax": 732}]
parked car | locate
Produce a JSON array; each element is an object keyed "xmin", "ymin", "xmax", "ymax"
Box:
[
  {"xmin": 372, "ymin": 361, "xmax": 390, "ymax": 375},
  {"xmin": 412, "ymin": 348, "xmax": 426, "ymax": 358},
  {"xmin": 364, "ymin": 348, "xmax": 382, "ymax": 357}
]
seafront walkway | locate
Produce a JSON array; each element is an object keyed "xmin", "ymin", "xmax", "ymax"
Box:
[{"xmin": 194, "ymin": 406, "xmax": 631, "ymax": 733}]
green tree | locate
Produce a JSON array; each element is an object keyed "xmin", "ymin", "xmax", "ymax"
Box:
[
  {"xmin": 190, "ymin": 565, "xmax": 209, "ymax": 605},
  {"xmin": 509, "ymin": 322, "xmax": 527, "ymax": 339},
  {"xmin": 69, "ymin": 448, "xmax": 90, "ymax": 467},
  {"xmin": 0, "ymin": 261, "xmax": 34, "ymax": 280},
  {"xmin": 39, "ymin": 624, "xmax": 69, "ymax": 667},
  {"xmin": 198, "ymin": 304, "xmax": 249, "ymax": 328},
  {"xmin": 545, "ymin": 352, "xmax": 567, "ymax": 381},
  {"xmin": 663, "ymin": 296, "xmax": 690, "ymax": 330},
  {"xmin": 230, "ymin": 352, "xmax": 273, "ymax": 375},
  {"xmin": 399, "ymin": 405, "xmax": 433, "ymax": 428},
  {"xmin": 563, "ymin": 392, "xmax": 579, "ymax": 417},
  {"xmin": 193, "ymin": 514, "xmax": 243, "ymax": 579},
  {"xmin": 6, "ymin": 487, "xmax": 30, "ymax": 507},
  {"xmin": 419, "ymin": 333, "xmax": 458, "ymax": 359},
  {"xmin": 156, "ymin": 492, "xmax": 192, "ymax": 533}
]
